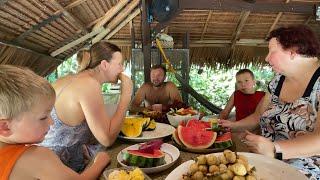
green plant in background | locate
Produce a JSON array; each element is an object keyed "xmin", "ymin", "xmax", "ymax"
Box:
[
  {"xmin": 165, "ymin": 64, "xmax": 274, "ymax": 114},
  {"xmin": 46, "ymin": 55, "xmax": 112, "ymax": 93},
  {"xmin": 47, "ymin": 54, "xmax": 274, "ymax": 115}
]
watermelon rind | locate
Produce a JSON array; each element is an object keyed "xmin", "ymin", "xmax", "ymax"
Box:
[
  {"xmin": 172, "ymin": 129, "xmax": 184, "ymax": 146},
  {"xmin": 122, "ymin": 149, "xmax": 165, "ymax": 168}
]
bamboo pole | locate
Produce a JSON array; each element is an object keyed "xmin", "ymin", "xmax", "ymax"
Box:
[
  {"xmin": 104, "ymin": 8, "xmax": 140, "ymax": 40},
  {"xmin": 92, "ymin": 0, "xmax": 140, "ymax": 43}
]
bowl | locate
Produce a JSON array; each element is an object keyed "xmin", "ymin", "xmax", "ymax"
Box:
[{"xmin": 166, "ymin": 113, "xmax": 200, "ymax": 127}]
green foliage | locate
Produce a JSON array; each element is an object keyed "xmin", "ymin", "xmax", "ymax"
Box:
[
  {"xmin": 46, "ymin": 54, "xmax": 111, "ymax": 93},
  {"xmin": 167, "ymin": 64, "xmax": 274, "ymax": 114},
  {"xmin": 47, "ymin": 54, "xmax": 274, "ymax": 115}
]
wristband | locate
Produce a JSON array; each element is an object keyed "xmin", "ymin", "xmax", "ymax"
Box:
[{"xmin": 274, "ymin": 142, "xmax": 283, "ymax": 160}]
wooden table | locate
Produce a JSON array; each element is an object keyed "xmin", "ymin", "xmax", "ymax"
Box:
[{"xmin": 100, "ymin": 133, "xmax": 248, "ymax": 180}]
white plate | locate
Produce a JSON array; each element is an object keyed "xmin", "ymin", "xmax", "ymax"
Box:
[
  {"xmin": 118, "ymin": 123, "xmax": 175, "ymax": 142},
  {"xmin": 165, "ymin": 152, "xmax": 308, "ymax": 180},
  {"xmin": 117, "ymin": 143, "xmax": 180, "ymax": 174}
]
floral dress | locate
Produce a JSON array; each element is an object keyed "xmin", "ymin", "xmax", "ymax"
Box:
[{"xmin": 260, "ymin": 68, "xmax": 320, "ymax": 180}]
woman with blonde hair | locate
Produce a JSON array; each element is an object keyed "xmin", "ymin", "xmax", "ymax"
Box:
[{"xmin": 40, "ymin": 41, "xmax": 133, "ymax": 172}]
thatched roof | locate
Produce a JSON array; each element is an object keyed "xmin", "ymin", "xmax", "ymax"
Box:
[{"xmin": 0, "ymin": 0, "xmax": 319, "ymax": 75}]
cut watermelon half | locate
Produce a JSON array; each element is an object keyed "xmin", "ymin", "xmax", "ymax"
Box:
[{"xmin": 177, "ymin": 125, "xmax": 217, "ymax": 149}]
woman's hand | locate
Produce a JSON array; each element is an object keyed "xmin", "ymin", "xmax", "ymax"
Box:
[
  {"xmin": 119, "ymin": 73, "xmax": 133, "ymax": 96},
  {"xmin": 243, "ymin": 130, "xmax": 274, "ymax": 158},
  {"xmin": 94, "ymin": 151, "xmax": 110, "ymax": 166}
]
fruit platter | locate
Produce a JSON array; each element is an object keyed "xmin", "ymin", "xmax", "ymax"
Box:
[
  {"xmin": 103, "ymin": 167, "xmax": 151, "ymax": 180},
  {"xmin": 167, "ymin": 107, "xmax": 200, "ymax": 127},
  {"xmin": 118, "ymin": 117, "xmax": 175, "ymax": 142},
  {"xmin": 117, "ymin": 140, "xmax": 180, "ymax": 174},
  {"xmin": 166, "ymin": 151, "xmax": 308, "ymax": 180},
  {"xmin": 172, "ymin": 119, "xmax": 233, "ymax": 153}
]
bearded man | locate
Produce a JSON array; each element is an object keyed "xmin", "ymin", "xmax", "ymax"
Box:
[{"xmin": 130, "ymin": 64, "xmax": 182, "ymax": 113}]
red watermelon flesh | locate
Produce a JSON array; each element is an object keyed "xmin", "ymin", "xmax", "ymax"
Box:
[
  {"xmin": 186, "ymin": 119, "xmax": 211, "ymax": 129},
  {"xmin": 127, "ymin": 149, "xmax": 164, "ymax": 158},
  {"xmin": 215, "ymin": 132, "xmax": 232, "ymax": 142},
  {"xmin": 177, "ymin": 125, "xmax": 217, "ymax": 149}
]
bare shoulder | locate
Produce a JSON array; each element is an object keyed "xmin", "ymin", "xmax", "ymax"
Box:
[
  {"xmin": 165, "ymin": 81, "xmax": 178, "ymax": 88},
  {"xmin": 18, "ymin": 146, "xmax": 58, "ymax": 163},
  {"xmin": 138, "ymin": 82, "xmax": 152, "ymax": 92},
  {"xmin": 73, "ymin": 74, "xmax": 101, "ymax": 94},
  {"xmin": 12, "ymin": 146, "xmax": 61, "ymax": 178}
]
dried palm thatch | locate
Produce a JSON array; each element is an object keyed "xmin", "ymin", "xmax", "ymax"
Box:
[{"xmin": 0, "ymin": 0, "xmax": 320, "ymax": 75}]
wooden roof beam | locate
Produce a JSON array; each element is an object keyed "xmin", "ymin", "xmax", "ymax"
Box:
[
  {"xmin": 265, "ymin": 0, "xmax": 290, "ymax": 39},
  {"xmin": 13, "ymin": 13, "xmax": 63, "ymax": 44},
  {"xmin": 92, "ymin": 0, "xmax": 140, "ymax": 43},
  {"xmin": 230, "ymin": 11, "xmax": 251, "ymax": 50},
  {"xmin": 179, "ymin": 0, "xmax": 314, "ymax": 14},
  {"xmin": 50, "ymin": 0, "xmax": 88, "ymax": 32},
  {"xmin": 265, "ymin": 12, "xmax": 282, "ymax": 39},
  {"xmin": 51, "ymin": 0, "xmax": 130, "ymax": 57},
  {"xmin": 107, "ymin": 38, "xmax": 267, "ymax": 47},
  {"xmin": 64, "ymin": 0, "xmax": 88, "ymax": 9},
  {"xmin": 0, "ymin": 40, "xmax": 63, "ymax": 63},
  {"xmin": 228, "ymin": 10, "xmax": 250, "ymax": 62},
  {"xmin": 305, "ymin": 15, "xmax": 313, "ymax": 25},
  {"xmin": 200, "ymin": 10, "xmax": 212, "ymax": 41},
  {"xmin": 104, "ymin": 8, "xmax": 140, "ymax": 40},
  {"xmin": 92, "ymin": 0, "xmax": 130, "ymax": 31}
]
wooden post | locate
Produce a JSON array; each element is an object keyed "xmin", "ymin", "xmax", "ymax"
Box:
[
  {"xmin": 130, "ymin": 20, "xmax": 137, "ymax": 94},
  {"xmin": 141, "ymin": 0, "xmax": 151, "ymax": 82},
  {"xmin": 182, "ymin": 31, "xmax": 190, "ymax": 104}
]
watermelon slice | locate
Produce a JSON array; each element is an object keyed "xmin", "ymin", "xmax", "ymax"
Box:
[
  {"xmin": 213, "ymin": 132, "xmax": 233, "ymax": 149},
  {"xmin": 123, "ymin": 149, "xmax": 165, "ymax": 168},
  {"xmin": 177, "ymin": 125, "xmax": 217, "ymax": 149},
  {"xmin": 172, "ymin": 129, "xmax": 183, "ymax": 146},
  {"xmin": 186, "ymin": 119, "xmax": 211, "ymax": 129}
]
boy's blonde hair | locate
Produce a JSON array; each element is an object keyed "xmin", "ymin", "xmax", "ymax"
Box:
[{"xmin": 0, "ymin": 65, "xmax": 55, "ymax": 119}]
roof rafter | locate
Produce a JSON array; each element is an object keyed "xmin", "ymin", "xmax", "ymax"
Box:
[
  {"xmin": 92, "ymin": 0, "xmax": 140, "ymax": 43},
  {"xmin": 64, "ymin": 0, "xmax": 88, "ymax": 10},
  {"xmin": 200, "ymin": 10, "xmax": 212, "ymax": 41},
  {"xmin": 104, "ymin": 8, "xmax": 140, "ymax": 40},
  {"xmin": 0, "ymin": 40, "xmax": 63, "ymax": 63},
  {"xmin": 179, "ymin": 0, "xmax": 314, "ymax": 14},
  {"xmin": 13, "ymin": 13, "xmax": 63, "ymax": 44},
  {"xmin": 265, "ymin": 0, "xmax": 290, "ymax": 39},
  {"xmin": 50, "ymin": 0, "xmax": 129, "ymax": 57},
  {"xmin": 50, "ymin": 0, "xmax": 88, "ymax": 32},
  {"xmin": 228, "ymin": 10, "xmax": 251, "ymax": 61}
]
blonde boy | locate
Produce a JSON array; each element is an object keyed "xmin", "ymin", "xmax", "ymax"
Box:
[{"xmin": 0, "ymin": 65, "xmax": 109, "ymax": 180}]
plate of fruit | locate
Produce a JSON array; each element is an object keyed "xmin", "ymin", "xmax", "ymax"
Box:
[
  {"xmin": 118, "ymin": 117, "xmax": 175, "ymax": 142},
  {"xmin": 167, "ymin": 107, "xmax": 200, "ymax": 127},
  {"xmin": 165, "ymin": 150, "xmax": 307, "ymax": 180},
  {"xmin": 102, "ymin": 167, "xmax": 151, "ymax": 180},
  {"xmin": 117, "ymin": 140, "xmax": 180, "ymax": 174},
  {"xmin": 172, "ymin": 119, "xmax": 233, "ymax": 153}
]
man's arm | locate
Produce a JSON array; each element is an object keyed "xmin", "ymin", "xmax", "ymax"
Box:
[
  {"xmin": 167, "ymin": 82, "xmax": 182, "ymax": 103},
  {"xmin": 130, "ymin": 83, "xmax": 149, "ymax": 113}
]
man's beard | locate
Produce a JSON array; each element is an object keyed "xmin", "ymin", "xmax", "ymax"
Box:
[{"xmin": 152, "ymin": 81, "xmax": 164, "ymax": 87}]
